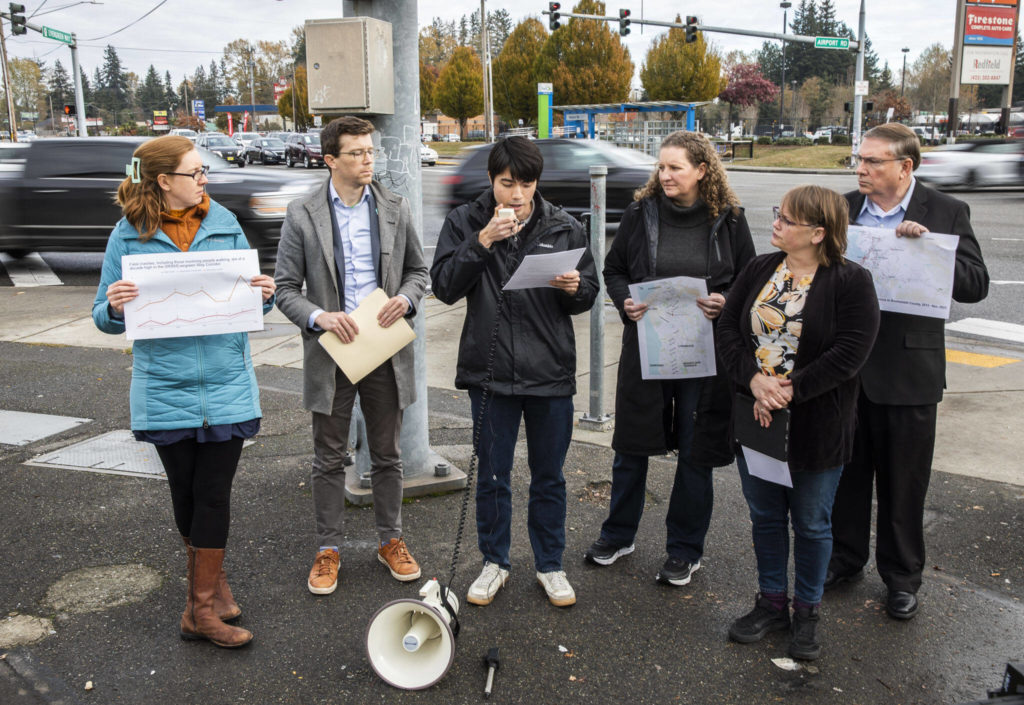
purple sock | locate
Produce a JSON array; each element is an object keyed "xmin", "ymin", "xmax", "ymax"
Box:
[
  {"xmin": 792, "ymin": 598, "xmax": 819, "ymax": 611},
  {"xmin": 761, "ymin": 591, "xmax": 789, "ymax": 611}
]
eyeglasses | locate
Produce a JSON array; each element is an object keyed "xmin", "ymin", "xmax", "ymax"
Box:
[
  {"xmin": 337, "ymin": 148, "xmax": 384, "ymax": 160},
  {"xmin": 166, "ymin": 165, "xmax": 210, "ymax": 182},
  {"xmin": 851, "ymin": 154, "xmax": 908, "ymax": 169},
  {"xmin": 773, "ymin": 206, "xmax": 819, "ymax": 228}
]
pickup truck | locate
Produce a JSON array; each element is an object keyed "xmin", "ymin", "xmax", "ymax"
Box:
[{"xmin": 0, "ymin": 137, "xmax": 319, "ymax": 269}]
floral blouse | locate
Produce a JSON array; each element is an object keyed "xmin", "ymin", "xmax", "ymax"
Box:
[{"xmin": 750, "ymin": 260, "xmax": 815, "ymax": 378}]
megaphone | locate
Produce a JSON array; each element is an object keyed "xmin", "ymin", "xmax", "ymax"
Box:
[{"xmin": 366, "ymin": 578, "xmax": 460, "ymax": 690}]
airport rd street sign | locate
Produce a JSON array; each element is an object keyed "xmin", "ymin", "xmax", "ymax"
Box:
[
  {"xmin": 815, "ymin": 36, "xmax": 849, "ymax": 50},
  {"xmin": 42, "ymin": 26, "xmax": 73, "ymax": 44}
]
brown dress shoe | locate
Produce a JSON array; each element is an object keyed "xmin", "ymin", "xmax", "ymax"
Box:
[
  {"xmin": 180, "ymin": 548, "xmax": 253, "ymax": 648},
  {"xmin": 378, "ymin": 537, "xmax": 422, "ymax": 582},
  {"xmin": 307, "ymin": 549, "xmax": 340, "ymax": 595},
  {"xmin": 182, "ymin": 537, "xmax": 241, "ymax": 621}
]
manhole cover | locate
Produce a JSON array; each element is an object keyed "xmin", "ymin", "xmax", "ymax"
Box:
[{"xmin": 27, "ymin": 430, "xmax": 165, "ymax": 479}]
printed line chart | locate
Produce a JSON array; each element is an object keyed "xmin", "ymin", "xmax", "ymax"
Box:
[{"xmin": 122, "ymin": 250, "xmax": 264, "ymax": 340}]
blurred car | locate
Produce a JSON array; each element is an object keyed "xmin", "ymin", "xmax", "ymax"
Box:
[
  {"xmin": 0, "ymin": 137, "xmax": 319, "ymax": 269},
  {"xmin": 243, "ymin": 137, "xmax": 287, "ymax": 165},
  {"xmin": 443, "ymin": 133, "xmax": 461, "ymax": 142},
  {"xmin": 284, "ymin": 132, "xmax": 324, "ymax": 168},
  {"xmin": 912, "ymin": 126, "xmax": 943, "ymax": 146},
  {"xmin": 195, "ymin": 132, "xmax": 245, "ymax": 167},
  {"xmin": 420, "ymin": 143, "xmax": 437, "ymax": 167},
  {"xmin": 0, "ymin": 141, "xmax": 30, "ymax": 179},
  {"xmin": 916, "ymin": 139, "xmax": 1024, "ymax": 189},
  {"xmin": 16, "ymin": 130, "xmax": 37, "ymax": 143},
  {"xmin": 168, "ymin": 128, "xmax": 198, "ymax": 142},
  {"xmin": 233, "ymin": 131, "xmax": 261, "ymax": 148},
  {"xmin": 443, "ymin": 138, "xmax": 656, "ymax": 230},
  {"xmin": 267, "ymin": 131, "xmax": 293, "ymax": 142},
  {"xmin": 1008, "ymin": 126, "xmax": 1024, "ymax": 138}
]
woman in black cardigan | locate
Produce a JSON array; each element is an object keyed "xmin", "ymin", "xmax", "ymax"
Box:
[
  {"xmin": 716, "ymin": 185, "xmax": 879, "ymax": 660},
  {"xmin": 585, "ymin": 130, "xmax": 755, "ymax": 586}
]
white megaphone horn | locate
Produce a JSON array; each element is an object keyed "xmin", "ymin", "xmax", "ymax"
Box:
[{"xmin": 366, "ymin": 578, "xmax": 460, "ymax": 690}]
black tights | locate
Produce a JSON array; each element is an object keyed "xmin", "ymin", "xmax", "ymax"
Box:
[{"xmin": 155, "ymin": 437, "xmax": 243, "ymax": 549}]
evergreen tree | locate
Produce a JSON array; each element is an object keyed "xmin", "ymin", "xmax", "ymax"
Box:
[
  {"xmin": 138, "ymin": 65, "xmax": 164, "ymax": 115},
  {"xmin": 98, "ymin": 45, "xmax": 130, "ymax": 126},
  {"xmin": 48, "ymin": 60, "xmax": 73, "ymax": 112},
  {"xmin": 163, "ymin": 70, "xmax": 178, "ymax": 110}
]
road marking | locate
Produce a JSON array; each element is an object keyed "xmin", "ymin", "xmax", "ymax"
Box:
[
  {"xmin": 991, "ymin": 238, "xmax": 1023, "ymax": 241},
  {"xmin": 947, "ymin": 317, "xmax": 1024, "ymax": 345},
  {"xmin": 946, "ymin": 349, "xmax": 1019, "ymax": 368},
  {"xmin": 992, "ymin": 281, "xmax": 1024, "ymax": 285},
  {"xmin": 0, "ymin": 253, "xmax": 62, "ymax": 287}
]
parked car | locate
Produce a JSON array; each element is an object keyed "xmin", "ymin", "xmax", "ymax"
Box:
[
  {"xmin": 443, "ymin": 133, "xmax": 461, "ymax": 142},
  {"xmin": 195, "ymin": 132, "xmax": 245, "ymax": 167},
  {"xmin": 443, "ymin": 138, "xmax": 656, "ymax": 230},
  {"xmin": 0, "ymin": 137, "xmax": 319, "ymax": 269},
  {"xmin": 284, "ymin": 132, "xmax": 324, "ymax": 168},
  {"xmin": 168, "ymin": 128, "xmax": 198, "ymax": 142},
  {"xmin": 420, "ymin": 143, "xmax": 438, "ymax": 167},
  {"xmin": 916, "ymin": 139, "xmax": 1024, "ymax": 189},
  {"xmin": 243, "ymin": 137, "xmax": 287, "ymax": 165},
  {"xmin": 233, "ymin": 131, "xmax": 260, "ymax": 148},
  {"xmin": 0, "ymin": 141, "xmax": 30, "ymax": 178},
  {"xmin": 912, "ymin": 126, "xmax": 944, "ymax": 146}
]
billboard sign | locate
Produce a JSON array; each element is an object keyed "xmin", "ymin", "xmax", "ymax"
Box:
[
  {"xmin": 968, "ymin": 0, "xmax": 1016, "ymax": 5},
  {"xmin": 964, "ymin": 5, "xmax": 1017, "ymax": 45},
  {"xmin": 961, "ymin": 45, "xmax": 1015, "ymax": 84},
  {"xmin": 192, "ymin": 100, "xmax": 205, "ymax": 121}
]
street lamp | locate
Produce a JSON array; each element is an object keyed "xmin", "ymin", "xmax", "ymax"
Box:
[
  {"xmin": 778, "ymin": 1, "xmax": 792, "ymax": 138},
  {"xmin": 901, "ymin": 47, "xmax": 910, "ymax": 97},
  {"xmin": 791, "ymin": 79, "xmax": 797, "ymax": 132}
]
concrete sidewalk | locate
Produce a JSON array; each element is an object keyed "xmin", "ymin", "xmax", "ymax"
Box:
[{"xmin": 0, "ymin": 285, "xmax": 1022, "ymax": 705}]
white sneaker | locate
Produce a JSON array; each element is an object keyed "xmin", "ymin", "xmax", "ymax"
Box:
[
  {"xmin": 537, "ymin": 570, "xmax": 576, "ymax": 607},
  {"xmin": 466, "ymin": 561, "xmax": 509, "ymax": 606}
]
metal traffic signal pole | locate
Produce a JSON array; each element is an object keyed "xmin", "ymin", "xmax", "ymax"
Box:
[
  {"xmin": 0, "ymin": 16, "xmax": 17, "ymax": 140},
  {"xmin": 851, "ymin": 0, "xmax": 866, "ymax": 156}
]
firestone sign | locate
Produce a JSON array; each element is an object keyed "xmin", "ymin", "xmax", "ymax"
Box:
[{"xmin": 964, "ymin": 4, "xmax": 1017, "ymax": 45}]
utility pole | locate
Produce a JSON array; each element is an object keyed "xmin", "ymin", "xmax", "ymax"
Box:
[
  {"xmin": 70, "ymin": 35, "xmax": 86, "ymax": 136},
  {"xmin": 851, "ymin": 0, "xmax": 866, "ymax": 157},
  {"xmin": 999, "ymin": 1, "xmax": 1022, "ymax": 136},
  {"xmin": 778, "ymin": 1, "xmax": 791, "ymax": 137},
  {"xmin": 248, "ymin": 44, "xmax": 256, "ymax": 130},
  {"xmin": 901, "ymin": 47, "xmax": 909, "ymax": 97},
  {"xmin": 0, "ymin": 17, "xmax": 16, "ymax": 140},
  {"xmin": 290, "ymin": 61, "xmax": 297, "ymax": 130},
  {"xmin": 948, "ymin": 0, "xmax": 967, "ymax": 143},
  {"xmin": 479, "ymin": 0, "xmax": 492, "ymax": 142}
]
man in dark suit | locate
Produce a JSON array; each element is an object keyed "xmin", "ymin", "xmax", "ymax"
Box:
[{"xmin": 827, "ymin": 123, "xmax": 989, "ymax": 619}]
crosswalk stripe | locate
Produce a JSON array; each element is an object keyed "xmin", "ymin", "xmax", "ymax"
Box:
[
  {"xmin": 947, "ymin": 318, "xmax": 1024, "ymax": 345},
  {"xmin": 0, "ymin": 253, "xmax": 63, "ymax": 287}
]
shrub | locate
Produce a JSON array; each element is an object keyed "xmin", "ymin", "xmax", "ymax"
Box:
[
  {"xmin": 831, "ymin": 134, "xmax": 850, "ymax": 145},
  {"xmin": 756, "ymin": 136, "xmax": 773, "ymax": 145},
  {"xmin": 775, "ymin": 137, "xmax": 813, "ymax": 146}
]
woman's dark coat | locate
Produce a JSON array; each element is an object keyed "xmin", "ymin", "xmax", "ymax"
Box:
[
  {"xmin": 716, "ymin": 251, "xmax": 881, "ymax": 473},
  {"xmin": 604, "ymin": 197, "xmax": 756, "ymax": 465}
]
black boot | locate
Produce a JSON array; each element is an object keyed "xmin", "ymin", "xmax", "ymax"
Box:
[
  {"xmin": 788, "ymin": 604, "xmax": 821, "ymax": 660},
  {"xmin": 728, "ymin": 593, "xmax": 790, "ymax": 643}
]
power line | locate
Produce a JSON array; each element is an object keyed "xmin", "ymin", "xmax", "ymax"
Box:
[{"xmin": 81, "ymin": 0, "xmax": 167, "ymax": 42}]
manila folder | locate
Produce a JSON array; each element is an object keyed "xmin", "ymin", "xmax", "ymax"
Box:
[{"xmin": 317, "ymin": 288, "xmax": 416, "ymax": 384}]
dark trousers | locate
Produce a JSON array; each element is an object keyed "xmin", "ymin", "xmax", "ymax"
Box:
[
  {"xmin": 829, "ymin": 392, "xmax": 937, "ymax": 593},
  {"xmin": 311, "ymin": 364, "xmax": 404, "ymax": 548},
  {"xmin": 600, "ymin": 378, "xmax": 713, "ymax": 563},
  {"xmin": 156, "ymin": 437, "xmax": 244, "ymax": 549},
  {"xmin": 470, "ymin": 389, "xmax": 573, "ymax": 573}
]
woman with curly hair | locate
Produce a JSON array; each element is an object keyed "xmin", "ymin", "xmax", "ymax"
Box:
[{"xmin": 584, "ymin": 131, "xmax": 755, "ymax": 586}]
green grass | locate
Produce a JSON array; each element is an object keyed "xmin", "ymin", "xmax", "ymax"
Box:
[
  {"xmin": 742, "ymin": 145, "xmax": 853, "ymax": 169},
  {"xmin": 430, "ymin": 141, "xmax": 484, "ymax": 157}
]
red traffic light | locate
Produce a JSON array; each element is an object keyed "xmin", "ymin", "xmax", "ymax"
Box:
[
  {"xmin": 549, "ymin": 2, "xmax": 561, "ymax": 10},
  {"xmin": 619, "ymin": 9, "xmax": 630, "ymax": 18},
  {"xmin": 686, "ymin": 15, "xmax": 698, "ymax": 25}
]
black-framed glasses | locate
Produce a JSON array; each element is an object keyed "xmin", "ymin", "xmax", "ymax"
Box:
[
  {"xmin": 851, "ymin": 154, "xmax": 908, "ymax": 169},
  {"xmin": 166, "ymin": 165, "xmax": 210, "ymax": 182},
  {"xmin": 337, "ymin": 147, "xmax": 384, "ymax": 160},
  {"xmin": 773, "ymin": 206, "xmax": 819, "ymax": 228}
]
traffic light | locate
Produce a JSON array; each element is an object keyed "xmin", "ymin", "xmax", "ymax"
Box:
[
  {"xmin": 618, "ymin": 9, "xmax": 631, "ymax": 36},
  {"xmin": 844, "ymin": 102, "xmax": 851, "ymax": 113},
  {"xmin": 548, "ymin": 2, "xmax": 561, "ymax": 31},
  {"xmin": 63, "ymin": 104, "xmax": 76, "ymax": 116},
  {"xmin": 9, "ymin": 3, "xmax": 27, "ymax": 35},
  {"xmin": 865, "ymin": 101, "xmax": 874, "ymax": 112},
  {"xmin": 685, "ymin": 15, "xmax": 698, "ymax": 43}
]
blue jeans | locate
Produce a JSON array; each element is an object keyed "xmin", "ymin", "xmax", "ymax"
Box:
[
  {"xmin": 470, "ymin": 389, "xmax": 573, "ymax": 573},
  {"xmin": 737, "ymin": 451, "xmax": 843, "ymax": 604},
  {"xmin": 600, "ymin": 379, "xmax": 713, "ymax": 563}
]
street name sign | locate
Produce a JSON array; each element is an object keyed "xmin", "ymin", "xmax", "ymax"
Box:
[
  {"xmin": 814, "ymin": 36, "xmax": 850, "ymax": 49},
  {"xmin": 41, "ymin": 26, "xmax": 73, "ymax": 44}
]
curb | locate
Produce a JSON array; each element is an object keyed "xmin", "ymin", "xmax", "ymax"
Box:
[{"xmin": 724, "ymin": 164, "xmax": 855, "ymax": 175}]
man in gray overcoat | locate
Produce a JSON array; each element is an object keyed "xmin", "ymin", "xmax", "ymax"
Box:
[{"xmin": 274, "ymin": 116, "xmax": 428, "ymax": 596}]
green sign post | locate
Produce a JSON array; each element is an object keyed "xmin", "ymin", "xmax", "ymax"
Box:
[
  {"xmin": 814, "ymin": 36, "xmax": 850, "ymax": 50},
  {"xmin": 42, "ymin": 26, "xmax": 73, "ymax": 45}
]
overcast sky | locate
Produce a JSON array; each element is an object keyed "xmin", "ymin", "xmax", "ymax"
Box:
[{"xmin": 5, "ymin": 0, "xmax": 959, "ymax": 92}]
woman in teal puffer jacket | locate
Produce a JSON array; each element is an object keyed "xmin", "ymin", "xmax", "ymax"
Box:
[{"xmin": 93, "ymin": 136, "xmax": 275, "ymax": 649}]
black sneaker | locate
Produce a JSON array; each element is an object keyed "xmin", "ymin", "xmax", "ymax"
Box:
[
  {"xmin": 584, "ymin": 537, "xmax": 635, "ymax": 566},
  {"xmin": 656, "ymin": 556, "xmax": 701, "ymax": 586},
  {"xmin": 788, "ymin": 605, "xmax": 821, "ymax": 660},
  {"xmin": 728, "ymin": 593, "xmax": 791, "ymax": 643}
]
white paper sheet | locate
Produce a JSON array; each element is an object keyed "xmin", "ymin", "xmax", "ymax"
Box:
[
  {"xmin": 845, "ymin": 225, "xmax": 959, "ymax": 319},
  {"xmin": 501, "ymin": 247, "xmax": 585, "ymax": 291},
  {"xmin": 122, "ymin": 250, "xmax": 263, "ymax": 341},
  {"xmin": 628, "ymin": 276, "xmax": 716, "ymax": 380},
  {"xmin": 741, "ymin": 445, "xmax": 793, "ymax": 488}
]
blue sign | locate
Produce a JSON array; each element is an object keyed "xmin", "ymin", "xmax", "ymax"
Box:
[{"xmin": 192, "ymin": 100, "xmax": 205, "ymax": 121}]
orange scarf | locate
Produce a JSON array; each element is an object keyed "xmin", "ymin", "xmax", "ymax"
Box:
[{"xmin": 161, "ymin": 193, "xmax": 210, "ymax": 252}]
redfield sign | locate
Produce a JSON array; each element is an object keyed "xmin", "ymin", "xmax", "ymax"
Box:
[{"xmin": 964, "ymin": 4, "xmax": 1017, "ymax": 45}]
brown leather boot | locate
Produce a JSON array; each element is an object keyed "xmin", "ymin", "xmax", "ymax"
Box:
[
  {"xmin": 180, "ymin": 548, "xmax": 253, "ymax": 648},
  {"xmin": 181, "ymin": 537, "xmax": 241, "ymax": 621}
]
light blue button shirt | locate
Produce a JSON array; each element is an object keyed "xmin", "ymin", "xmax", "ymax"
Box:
[{"xmin": 855, "ymin": 178, "xmax": 916, "ymax": 229}]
